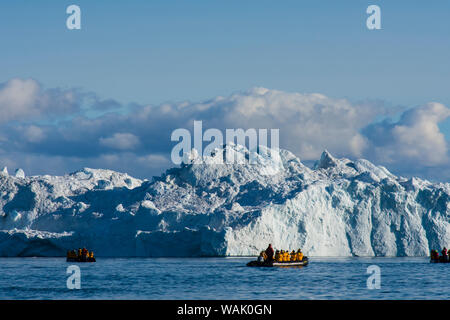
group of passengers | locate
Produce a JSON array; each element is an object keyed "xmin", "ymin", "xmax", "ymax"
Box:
[
  {"xmin": 431, "ymin": 247, "xmax": 449, "ymax": 262},
  {"xmin": 67, "ymin": 247, "xmax": 95, "ymax": 262},
  {"xmin": 258, "ymin": 244, "xmax": 304, "ymax": 263}
]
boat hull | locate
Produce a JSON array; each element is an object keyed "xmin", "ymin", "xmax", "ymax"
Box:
[
  {"xmin": 247, "ymin": 257, "xmax": 308, "ymax": 267},
  {"xmin": 430, "ymin": 258, "xmax": 450, "ymax": 263},
  {"xmin": 66, "ymin": 257, "xmax": 96, "ymax": 263}
]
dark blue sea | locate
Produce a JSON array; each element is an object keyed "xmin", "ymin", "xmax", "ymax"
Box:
[{"xmin": 0, "ymin": 257, "xmax": 447, "ymax": 299}]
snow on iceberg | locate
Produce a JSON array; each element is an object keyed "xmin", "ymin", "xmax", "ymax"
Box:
[
  {"xmin": 14, "ymin": 168, "xmax": 25, "ymax": 179},
  {"xmin": 0, "ymin": 146, "xmax": 448, "ymax": 257}
]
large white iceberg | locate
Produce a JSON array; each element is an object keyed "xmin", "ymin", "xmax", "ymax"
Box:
[{"xmin": 0, "ymin": 145, "xmax": 448, "ymax": 257}]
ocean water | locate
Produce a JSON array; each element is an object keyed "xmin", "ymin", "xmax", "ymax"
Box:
[{"xmin": 0, "ymin": 257, "xmax": 448, "ymax": 300}]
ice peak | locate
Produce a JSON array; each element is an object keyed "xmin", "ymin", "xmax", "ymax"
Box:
[
  {"xmin": 1, "ymin": 166, "xmax": 8, "ymax": 176},
  {"xmin": 316, "ymin": 150, "xmax": 338, "ymax": 169},
  {"xmin": 14, "ymin": 168, "xmax": 25, "ymax": 179}
]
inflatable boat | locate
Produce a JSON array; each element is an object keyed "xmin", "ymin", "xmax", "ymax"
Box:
[
  {"xmin": 66, "ymin": 257, "xmax": 96, "ymax": 263},
  {"xmin": 430, "ymin": 258, "xmax": 449, "ymax": 263},
  {"xmin": 247, "ymin": 257, "xmax": 308, "ymax": 267}
]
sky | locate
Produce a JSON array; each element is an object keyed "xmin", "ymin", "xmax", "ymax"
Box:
[{"xmin": 0, "ymin": 1, "xmax": 449, "ymax": 181}]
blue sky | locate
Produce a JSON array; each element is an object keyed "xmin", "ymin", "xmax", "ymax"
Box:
[
  {"xmin": 0, "ymin": 1, "xmax": 449, "ymax": 180},
  {"xmin": 1, "ymin": 1, "xmax": 449, "ymax": 106}
]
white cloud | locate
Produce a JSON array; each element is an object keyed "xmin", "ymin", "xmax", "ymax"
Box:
[
  {"xmin": 99, "ymin": 133, "xmax": 140, "ymax": 150},
  {"xmin": 0, "ymin": 78, "xmax": 81, "ymax": 123},
  {"xmin": 0, "ymin": 78, "xmax": 40, "ymax": 121},
  {"xmin": 23, "ymin": 125, "xmax": 46, "ymax": 143},
  {"xmin": 0, "ymin": 80, "xmax": 448, "ymax": 181},
  {"xmin": 365, "ymin": 102, "xmax": 450, "ymax": 166},
  {"xmin": 174, "ymin": 87, "xmax": 391, "ymax": 159}
]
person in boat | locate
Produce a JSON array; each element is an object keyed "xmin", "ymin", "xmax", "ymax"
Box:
[
  {"xmin": 81, "ymin": 247, "xmax": 88, "ymax": 261},
  {"xmin": 67, "ymin": 250, "xmax": 77, "ymax": 260},
  {"xmin": 430, "ymin": 250, "xmax": 439, "ymax": 261},
  {"xmin": 275, "ymin": 250, "xmax": 281, "ymax": 262},
  {"xmin": 442, "ymin": 247, "xmax": 448, "ymax": 262},
  {"xmin": 257, "ymin": 251, "xmax": 265, "ymax": 262},
  {"xmin": 88, "ymin": 251, "xmax": 95, "ymax": 262},
  {"xmin": 283, "ymin": 250, "xmax": 289, "ymax": 262},
  {"xmin": 69, "ymin": 250, "xmax": 76, "ymax": 259},
  {"xmin": 297, "ymin": 249, "xmax": 304, "ymax": 262},
  {"xmin": 265, "ymin": 244, "xmax": 274, "ymax": 262},
  {"xmin": 290, "ymin": 250, "xmax": 296, "ymax": 261},
  {"xmin": 77, "ymin": 248, "xmax": 82, "ymax": 259}
]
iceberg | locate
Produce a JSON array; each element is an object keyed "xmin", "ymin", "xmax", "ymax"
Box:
[
  {"xmin": 0, "ymin": 145, "xmax": 448, "ymax": 257},
  {"xmin": 14, "ymin": 168, "xmax": 25, "ymax": 179}
]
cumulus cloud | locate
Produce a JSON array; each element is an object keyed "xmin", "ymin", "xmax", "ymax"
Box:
[
  {"xmin": 99, "ymin": 133, "xmax": 141, "ymax": 150},
  {"xmin": 0, "ymin": 79, "xmax": 448, "ymax": 181},
  {"xmin": 205, "ymin": 88, "xmax": 384, "ymax": 159},
  {"xmin": 23, "ymin": 125, "xmax": 46, "ymax": 143},
  {"xmin": 0, "ymin": 78, "xmax": 82, "ymax": 123},
  {"xmin": 363, "ymin": 102, "xmax": 450, "ymax": 166},
  {"xmin": 11, "ymin": 87, "xmax": 389, "ymax": 160}
]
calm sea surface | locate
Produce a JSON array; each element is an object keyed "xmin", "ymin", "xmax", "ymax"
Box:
[{"xmin": 0, "ymin": 257, "xmax": 448, "ymax": 299}]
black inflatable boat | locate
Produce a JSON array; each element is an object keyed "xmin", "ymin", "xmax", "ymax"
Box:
[
  {"xmin": 430, "ymin": 258, "xmax": 449, "ymax": 263},
  {"xmin": 66, "ymin": 257, "xmax": 96, "ymax": 263},
  {"xmin": 247, "ymin": 257, "xmax": 308, "ymax": 267}
]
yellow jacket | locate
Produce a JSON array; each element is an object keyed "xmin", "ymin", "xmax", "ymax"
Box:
[
  {"xmin": 290, "ymin": 252, "xmax": 296, "ymax": 261},
  {"xmin": 275, "ymin": 253, "xmax": 281, "ymax": 262}
]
